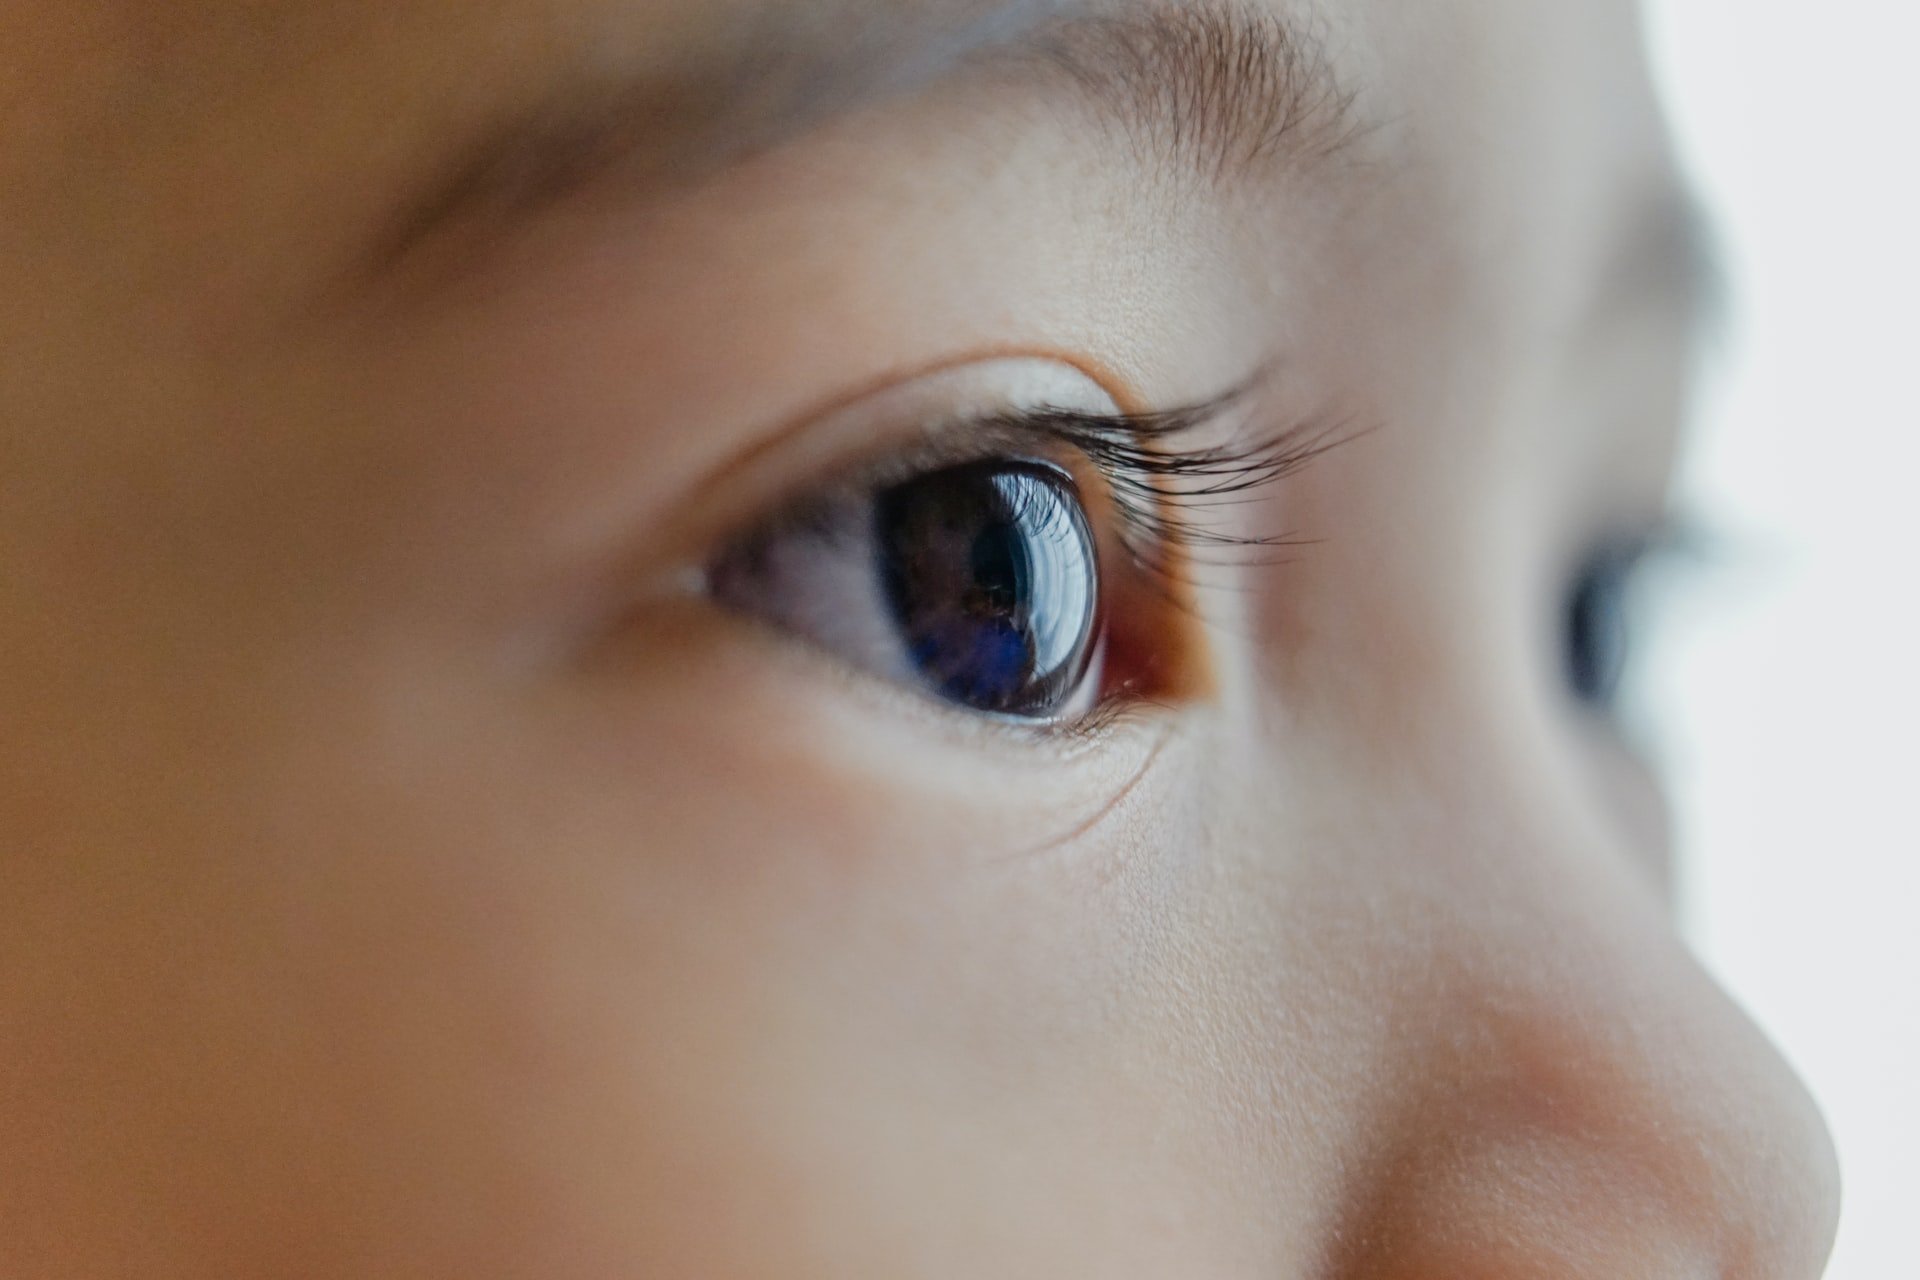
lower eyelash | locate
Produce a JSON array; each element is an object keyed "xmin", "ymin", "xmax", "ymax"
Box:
[{"xmin": 983, "ymin": 388, "xmax": 1361, "ymax": 584}]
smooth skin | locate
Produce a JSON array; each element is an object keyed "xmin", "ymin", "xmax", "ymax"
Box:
[{"xmin": 0, "ymin": 0, "xmax": 1839, "ymax": 1275}]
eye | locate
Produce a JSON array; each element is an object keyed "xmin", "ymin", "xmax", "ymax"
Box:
[
  {"xmin": 1563, "ymin": 541, "xmax": 1644, "ymax": 711},
  {"xmin": 711, "ymin": 457, "xmax": 1105, "ymax": 722},
  {"xmin": 698, "ymin": 366, "xmax": 1334, "ymax": 728}
]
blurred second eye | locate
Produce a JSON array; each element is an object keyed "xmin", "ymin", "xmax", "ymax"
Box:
[
  {"xmin": 1564, "ymin": 541, "xmax": 1645, "ymax": 711},
  {"xmin": 710, "ymin": 459, "xmax": 1104, "ymax": 721}
]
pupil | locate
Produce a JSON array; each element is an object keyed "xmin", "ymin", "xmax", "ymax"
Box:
[
  {"xmin": 875, "ymin": 461, "xmax": 1100, "ymax": 717},
  {"xmin": 1566, "ymin": 546, "xmax": 1635, "ymax": 709}
]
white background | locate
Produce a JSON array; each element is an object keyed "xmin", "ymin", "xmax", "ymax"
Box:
[{"xmin": 1643, "ymin": 4, "xmax": 1919, "ymax": 1277}]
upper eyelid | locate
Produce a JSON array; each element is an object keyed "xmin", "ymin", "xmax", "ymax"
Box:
[
  {"xmin": 718, "ymin": 416, "xmax": 1094, "ymax": 545},
  {"xmin": 764, "ymin": 366, "xmax": 1257, "ymax": 506},
  {"xmin": 719, "ymin": 380, "xmax": 1356, "ymax": 593},
  {"xmin": 625, "ymin": 353, "xmax": 1336, "ymax": 606},
  {"xmin": 724, "ymin": 396, "xmax": 1229, "ymax": 538}
]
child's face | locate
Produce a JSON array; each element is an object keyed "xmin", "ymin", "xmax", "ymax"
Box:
[{"xmin": 0, "ymin": 0, "xmax": 1839, "ymax": 1274}]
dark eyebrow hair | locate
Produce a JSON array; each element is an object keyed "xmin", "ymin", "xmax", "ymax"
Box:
[{"xmin": 371, "ymin": 0, "xmax": 1363, "ymax": 271}]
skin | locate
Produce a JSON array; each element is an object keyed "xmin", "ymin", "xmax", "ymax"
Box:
[{"xmin": 0, "ymin": 0, "xmax": 1840, "ymax": 1276}]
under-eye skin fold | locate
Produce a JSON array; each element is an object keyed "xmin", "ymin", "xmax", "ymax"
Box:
[{"xmin": 706, "ymin": 389, "xmax": 1343, "ymax": 731}]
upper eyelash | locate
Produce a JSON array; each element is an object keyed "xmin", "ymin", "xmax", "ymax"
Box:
[
  {"xmin": 980, "ymin": 389, "xmax": 1359, "ymax": 582},
  {"xmin": 722, "ymin": 381, "xmax": 1355, "ymax": 611}
]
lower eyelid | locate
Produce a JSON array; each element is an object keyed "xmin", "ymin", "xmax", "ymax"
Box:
[{"xmin": 574, "ymin": 586, "xmax": 1182, "ymax": 862}]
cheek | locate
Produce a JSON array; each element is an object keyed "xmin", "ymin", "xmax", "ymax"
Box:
[{"xmin": 110, "ymin": 636, "xmax": 1252, "ymax": 1271}]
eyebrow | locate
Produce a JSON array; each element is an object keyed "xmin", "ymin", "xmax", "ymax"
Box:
[{"xmin": 372, "ymin": 0, "xmax": 1363, "ymax": 270}]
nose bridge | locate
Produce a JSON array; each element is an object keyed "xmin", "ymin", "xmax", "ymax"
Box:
[{"xmin": 1338, "ymin": 826, "xmax": 1842, "ymax": 1279}]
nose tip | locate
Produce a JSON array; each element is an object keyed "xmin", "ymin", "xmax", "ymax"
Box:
[
  {"xmin": 1724, "ymin": 1049, "xmax": 1842, "ymax": 1280},
  {"xmin": 1330, "ymin": 911, "xmax": 1842, "ymax": 1280}
]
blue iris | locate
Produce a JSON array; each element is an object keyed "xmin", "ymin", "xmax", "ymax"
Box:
[{"xmin": 876, "ymin": 461, "xmax": 1099, "ymax": 718}]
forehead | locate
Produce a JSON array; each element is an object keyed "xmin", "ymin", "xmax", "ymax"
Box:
[{"xmin": 14, "ymin": 0, "xmax": 1652, "ymax": 146}]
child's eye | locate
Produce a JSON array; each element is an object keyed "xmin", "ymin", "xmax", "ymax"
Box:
[
  {"xmin": 709, "ymin": 457, "xmax": 1106, "ymax": 722},
  {"xmin": 699, "ymin": 376, "xmax": 1341, "ymax": 729}
]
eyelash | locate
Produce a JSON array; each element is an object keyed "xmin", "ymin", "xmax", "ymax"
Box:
[{"xmin": 967, "ymin": 392, "xmax": 1355, "ymax": 587}]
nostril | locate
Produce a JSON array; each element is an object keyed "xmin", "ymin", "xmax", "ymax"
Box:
[
  {"xmin": 1323, "ymin": 1118, "xmax": 1741, "ymax": 1278},
  {"xmin": 1326, "ymin": 1092, "xmax": 1839, "ymax": 1280}
]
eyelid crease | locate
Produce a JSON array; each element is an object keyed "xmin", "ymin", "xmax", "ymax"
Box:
[{"xmin": 669, "ymin": 345, "xmax": 1149, "ymax": 514}]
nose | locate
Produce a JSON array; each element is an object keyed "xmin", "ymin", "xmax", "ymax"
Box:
[{"xmin": 1329, "ymin": 834, "xmax": 1842, "ymax": 1280}]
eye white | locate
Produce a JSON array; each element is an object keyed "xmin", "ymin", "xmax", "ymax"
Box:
[{"xmin": 709, "ymin": 492, "xmax": 919, "ymax": 687}]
